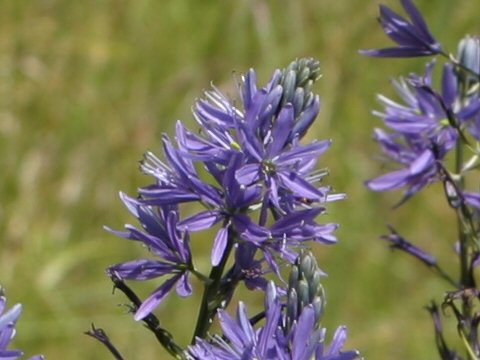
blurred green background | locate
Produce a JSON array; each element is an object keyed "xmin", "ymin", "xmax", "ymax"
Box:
[{"xmin": 1, "ymin": 0, "xmax": 478, "ymax": 358}]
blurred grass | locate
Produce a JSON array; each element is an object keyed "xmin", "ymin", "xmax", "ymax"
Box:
[{"xmin": 0, "ymin": 0, "xmax": 478, "ymax": 358}]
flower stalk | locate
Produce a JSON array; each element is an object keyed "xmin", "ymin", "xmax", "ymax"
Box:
[{"xmin": 191, "ymin": 235, "xmax": 234, "ymax": 342}]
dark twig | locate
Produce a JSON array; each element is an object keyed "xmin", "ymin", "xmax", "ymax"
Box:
[
  {"xmin": 110, "ymin": 274, "xmax": 187, "ymax": 360},
  {"xmin": 85, "ymin": 323, "xmax": 125, "ymax": 360}
]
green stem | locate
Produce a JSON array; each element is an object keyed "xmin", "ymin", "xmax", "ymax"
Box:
[
  {"xmin": 456, "ymin": 141, "xmax": 470, "ymax": 288},
  {"xmin": 441, "ymin": 51, "xmax": 480, "ymax": 80},
  {"xmin": 191, "ymin": 235, "xmax": 235, "ymax": 343},
  {"xmin": 432, "ymin": 263, "xmax": 458, "ymax": 288},
  {"xmin": 452, "ymin": 59, "xmax": 479, "ymax": 359}
]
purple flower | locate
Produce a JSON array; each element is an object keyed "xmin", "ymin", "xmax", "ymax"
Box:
[
  {"xmin": 137, "ymin": 60, "xmax": 343, "ymax": 270},
  {"xmin": 182, "ymin": 61, "xmax": 341, "ymax": 215},
  {"xmin": 233, "ymin": 208, "xmax": 338, "ymax": 275},
  {"xmin": 106, "ymin": 193, "xmax": 192, "ymax": 320},
  {"xmin": 189, "ymin": 58, "xmax": 322, "ymax": 162},
  {"xmin": 365, "ymin": 130, "xmax": 440, "ymax": 201},
  {"xmin": 227, "ymin": 242, "xmax": 269, "ymax": 291},
  {"xmin": 236, "ymin": 70, "xmax": 334, "ymax": 213},
  {"xmin": 360, "ymin": 0, "xmax": 441, "ymax": 58},
  {"xmin": 365, "ymin": 61, "xmax": 479, "ymax": 202},
  {"xmin": 189, "ymin": 282, "xmax": 282, "ymax": 359},
  {"xmin": 0, "ymin": 295, "xmax": 43, "ymax": 360},
  {"xmin": 189, "ymin": 282, "xmax": 359, "ymax": 360},
  {"xmin": 139, "ymin": 134, "xmax": 221, "ymax": 207},
  {"xmin": 234, "ymin": 105, "xmax": 333, "ymax": 211},
  {"xmin": 108, "ymin": 59, "xmax": 345, "ymax": 323},
  {"xmin": 177, "ymin": 153, "xmax": 262, "ymax": 266}
]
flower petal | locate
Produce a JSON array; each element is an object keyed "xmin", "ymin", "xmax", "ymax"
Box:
[
  {"xmin": 134, "ymin": 275, "xmax": 181, "ymax": 320},
  {"xmin": 178, "ymin": 210, "xmax": 223, "ymax": 232},
  {"xmin": 211, "ymin": 225, "xmax": 230, "ymax": 266}
]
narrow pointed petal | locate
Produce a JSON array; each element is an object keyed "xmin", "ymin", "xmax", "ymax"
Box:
[
  {"xmin": 278, "ymin": 171, "xmax": 323, "ymax": 200},
  {"xmin": 409, "ymin": 149, "xmax": 434, "ymax": 175},
  {"xmin": 291, "ymin": 96, "xmax": 321, "ymax": 139},
  {"xmin": 236, "ymin": 164, "xmax": 261, "ymax": 185},
  {"xmin": 401, "ymin": 0, "xmax": 436, "ymax": 43},
  {"xmin": 178, "ymin": 210, "xmax": 223, "ymax": 232},
  {"xmin": 242, "ymin": 69, "xmax": 258, "ymax": 110},
  {"xmin": 211, "ymin": 225, "xmax": 230, "ymax": 266},
  {"xmin": 217, "ymin": 308, "xmax": 249, "ymax": 348},
  {"xmin": 360, "ymin": 47, "xmax": 436, "ymax": 58},
  {"xmin": 327, "ymin": 326, "xmax": 349, "ymax": 355},
  {"xmin": 108, "ymin": 259, "xmax": 176, "ymax": 280},
  {"xmin": 277, "ymin": 140, "xmax": 331, "ymax": 167},
  {"xmin": 441, "ymin": 64, "xmax": 457, "ymax": 109},
  {"xmin": 0, "ymin": 304, "xmax": 22, "ymax": 330},
  {"xmin": 176, "ymin": 273, "xmax": 192, "ymax": 297},
  {"xmin": 267, "ymin": 104, "xmax": 294, "ymax": 156},
  {"xmin": 366, "ymin": 169, "xmax": 409, "ymax": 192},
  {"xmin": 134, "ymin": 275, "xmax": 180, "ymax": 320}
]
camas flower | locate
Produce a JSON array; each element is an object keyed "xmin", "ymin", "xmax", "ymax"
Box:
[
  {"xmin": 0, "ymin": 295, "xmax": 43, "ymax": 360},
  {"xmin": 108, "ymin": 59, "xmax": 344, "ymax": 319},
  {"xmin": 182, "ymin": 59, "xmax": 341, "ymax": 215},
  {"xmin": 365, "ymin": 60, "xmax": 480, "ymax": 202},
  {"xmin": 136, "ymin": 58, "xmax": 342, "ymax": 261},
  {"xmin": 177, "ymin": 153, "xmax": 262, "ymax": 266},
  {"xmin": 189, "ymin": 282, "xmax": 359, "ymax": 360},
  {"xmin": 138, "ymin": 134, "xmax": 220, "ymax": 207},
  {"xmin": 360, "ymin": 0, "xmax": 441, "ymax": 58},
  {"xmin": 106, "ymin": 193, "xmax": 193, "ymax": 320},
  {"xmin": 233, "ymin": 208, "xmax": 338, "ymax": 275},
  {"xmin": 366, "ymin": 128, "xmax": 441, "ymax": 201}
]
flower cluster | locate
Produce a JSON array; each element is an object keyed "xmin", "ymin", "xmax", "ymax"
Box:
[
  {"xmin": 105, "ymin": 58, "xmax": 359, "ymax": 359},
  {"xmin": 364, "ymin": 22, "xmax": 480, "ymax": 205},
  {"xmin": 107, "ymin": 58, "xmax": 343, "ymax": 319}
]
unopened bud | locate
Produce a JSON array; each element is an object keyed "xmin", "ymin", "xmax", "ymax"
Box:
[
  {"xmin": 457, "ymin": 35, "xmax": 480, "ymax": 89},
  {"xmin": 286, "ymin": 250, "xmax": 327, "ymax": 331}
]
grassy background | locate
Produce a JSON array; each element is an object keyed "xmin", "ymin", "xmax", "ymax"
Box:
[{"xmin": 1, "ymin": 0, "xmax": 478, "ymax": 358}]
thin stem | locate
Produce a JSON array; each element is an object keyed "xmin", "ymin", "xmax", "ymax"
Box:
[
  {"xmin": 85, "ymin": 324, "xmax": 125, "ymax": 360},
  {"xmin": 460, "ymin": 328, "xmax": 480, "ymax": 360},
  {"xmin": 452, "ymin": 63, "xmax": 479, "ymax": 358},
  {"xmin": 432, "ymin": 263, "xmax": 459, "ymax": 288},
  {"xmin": 191, "ymin": 234, "xmax": 235, "ymax": 342},
  {"xmin": 441, "ymin": 51, "xmax": 480, "ymax": 81},
  {"xmin": 110, "ymin": 275, "xmax": 187, "ymax": 360},
  {"xmin": 190, "ymin": 267, "xmax": 213, "ymax": 285}
]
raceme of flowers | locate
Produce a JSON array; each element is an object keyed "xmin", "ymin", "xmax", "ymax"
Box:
[
  {"xmin": 107, "ymin": 58, "xmax": 341, "ymax": 318},
  {"xmin": 104, "ymin": 57, "xmax": 359, "ymax": 359}
]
